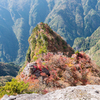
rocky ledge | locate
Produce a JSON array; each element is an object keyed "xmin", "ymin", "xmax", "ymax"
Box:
[{"xmin": 1, "ymin": 85, "xmax": 100, "ymax": 100}]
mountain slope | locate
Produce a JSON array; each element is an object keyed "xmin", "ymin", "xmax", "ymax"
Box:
[
  {"xmin": 0, "ymin": 6, "xmax": 19, "ymax": 62},
  {"xmin": 0, "ymin": 62, "xmax": 20, "ymax": 76},
  {"xmin": 1, "ymin": 23, "xmax": 100, "ymax": 97},
  {"xmin": 45, "ymin": 0, "xmax": 84, "ymax": 46},
  {"xmin": 88, "ymin": 40, "xmax": 100, "ymax": 66},
  {"xmin": 73, "ymin": 26, "xmax": 100, "ymax": 66},
  {"xmin": 16, "ymin": 23, "xmax": 100, "ymax": 94},
  {"xmin": 0, "ymin": 0, "xmax": 100, "ymax": 64},
  {"xmin": 0, "ymin": 62, "xmax": 20, "ymax": 86},
  {"xmin": 26, "ymin": 22, "xmax": 74, "ymax": 62}
]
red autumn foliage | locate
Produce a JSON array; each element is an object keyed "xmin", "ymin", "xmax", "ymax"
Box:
[
  {"xmin": 40, "ymin": 72, "xmax": 46, "ymax": 76},
  {"xmin": 18, "ymin": 52, "xmax": 100, "ymax": 93}
]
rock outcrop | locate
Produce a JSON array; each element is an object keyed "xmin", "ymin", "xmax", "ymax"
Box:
[
  {"xmin": 2, "ymin": 85, "xmax": 100, "ymax": 100},
  {"xmin": 26, "ymin": 22, "xmax": 74, "ymax": 62},
  {"xmin": 22, "ymin": 62, "xmax": 37, "ymax": 77}
]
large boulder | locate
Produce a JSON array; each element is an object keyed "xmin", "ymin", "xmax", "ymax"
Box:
[{"xmin": 2, "ymin": 85, "xmax": 100, "ymax": 100}]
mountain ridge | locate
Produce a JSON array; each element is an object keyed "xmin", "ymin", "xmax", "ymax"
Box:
[
  {"xmin": 26, "ymin": 22, "xmax": 74, "ymax": 63},
  {"xmin": 16, "ymin": 23, "xmax": 100, "ymax": 94},
  {"xmin": 0, "ymin": 0, "xmax": 100, "ymax": 64},
  {"xmin": 0, "ymin": 23, "xmax": 100, "ymax": 98}
]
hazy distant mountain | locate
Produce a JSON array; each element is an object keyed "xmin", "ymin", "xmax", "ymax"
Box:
[
  {"xmin": 0, "ymin": 0, "xmax": 100, "ymax": 64},
  {"xmin": 0, "ymin": 62, "xmax": 20, "ymax": 86},
  {"xmin": 73, "ymin": 26, "xmax": 100, "ymax": 66}
]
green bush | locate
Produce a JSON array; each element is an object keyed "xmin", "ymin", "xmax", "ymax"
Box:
[
  {"xmin": 75, "ymin": 50, "xmax": 79, "ymax": 54},
  {"xmin": 37, "ymin": 34, "xmax": 41, "ymax": 41},
  {"xmin": 38, "ymin": 48, "xmax": 47, "ymax": 54},
  {"xmin": 56, "ymin": 36, "xmax": 60, "ymax": 42},
  {"xmin": 33, "ymin": 25, "xmax": 39, "ymax": 32},
  {"xmin": 49, "ymin": 28, "xmax": 53, "ymax": 33},
  {"xmin": 38, "ymin": 49, "xmax": 44, "ymax": 54},
  {"xmin": 31, "ymin": 37, "xmax": 36, "ymax": 44},
  {"xmin": 42, "ymin": 34, "xmax": 48, "ymax": 41},
  {"xmin": 37, "ymin": 39, "xmax": 43, "ymax": 45},
  {"xmin": 32, "ymin": 44, "xmax": 36, "ymax": 51},
  {"xmin": 33, "ymin": 56, "xmax": 38, "ymax": 61},
  {"xmin": 0, "ymin": 78, "xmax": 29, "ymax": 98},
  {"xmin": 44, "ymin": 41, "xmax": 48, "ymax": 47},
  {"xmin": 63, "ymin": 46, "xmax": 67, "ymax": 49},
  {"xmin": 26, "ymin": 47, "xmax": 31, "ymax": 62},
  {"xmin": 51, "ymin": 38, "xmax": 54, "ymax": 42},
  {"xmin": 62, "ymin": 40, "xmax": 65, "ymax": 45},
  {"xmin": 31, "ymin": 52, "xmax": 34, "ymax": 59}
]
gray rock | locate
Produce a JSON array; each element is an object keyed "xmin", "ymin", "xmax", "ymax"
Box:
[
  {"xmin": 23, "ymin": 62, "xmax": 37, "ymax": 77},
  {"xmin": 6, "ymin": 95, "xmax": 16, "ymax": 100},
  {"xmin": 15, "ymin": 94, "xmax": 40, "ymax": 100},
  {"xmin": 2, "ymin": 85, "xmax": 100, "ymax": 100},
  {"xmin": 1, "ymin": 94, "xmax": 9, "ymax": 100}
]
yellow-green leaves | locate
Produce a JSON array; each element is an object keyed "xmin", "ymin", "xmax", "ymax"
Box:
[{"xmin": 0, "ymin": 78, "xmax": 29, "ymax": 98}]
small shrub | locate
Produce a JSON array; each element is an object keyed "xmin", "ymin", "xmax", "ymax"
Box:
[
  {"xmin": 65, "ymin": 62, "xmax": 89, "ymax": 86},
  {"xmin": 38, "ymin": 47, "xmax": 47, "ymax": 55},
  {"xmin": 39, "ymin": 49, "xmax": 44, "ymax": 54},
  {"xmin": 42, "ymin": 34, "xmax": 48, "ymax": 41},
  {"xmin": 0, "ymin": 79, "xmax": 29, "ymax": 98},
  {"xmin": 31, "ymin": 37, "xmax": 36, "ymax": 44},
  {"xmin": 33, "ymin": 25, "xmax": 39, "ymax": 32},
  {"xmin": 32, "ymin": 44, "xmax": 36, "ymax": 51},
  {"xmin": 31, "ymin": 52, "xmax": 34, "ymax": 59},
  {"xmin": 44, "ymin": 41, "xmax": 48, "ymax": 47},
  {"xmin": 62, "ymin": 40, "xmax": 65, "ymax": 45},
  {"xmin": 49, "ymin": 28, "xmax": 53, "ymax": 33},
  {"xmin": 75, "ymin": 50, "xmax": 79, "ymax": 54},
  {"xmin": 26, "ymin": 47, "xmax": 31, "ymax": 62},
  {"xmin": 37, "ymin": 39, "xmax": 43, "ymax": 45},
  {"xmin": 51, "ymin": 38, "xmax": 54, "ymax": 42},
  {"xmin": 33, "ymin": 56, "xmax": 38, "ymax": 61},
  {"xmin": 56, "ymin": 36, "xmax": 60, "ymax": 42},
  {"xmin": 63, "ymin": 46, "xmax": 67, "ymax": 49},
  {"xmin": 37, "ymin": 34, "xmax": 41, "ymax": 41}
]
